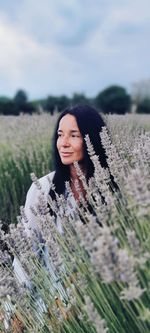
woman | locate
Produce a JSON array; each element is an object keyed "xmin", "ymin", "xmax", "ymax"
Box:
[
  {"xmin": 13, "ymin": 104, "xmax": 109, "ymax": 285},
  {"xmin": 16, "ymin": 105, "xmax": 112, "ymax": 280},
  {"xmin": 23, "ymin": 104, "xmax": 108, "ymax": 234}
]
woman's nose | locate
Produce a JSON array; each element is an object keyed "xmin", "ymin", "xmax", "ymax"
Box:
[{"xmin": 62, "ymin": 136, "xmax": 70, "ymax": 146}]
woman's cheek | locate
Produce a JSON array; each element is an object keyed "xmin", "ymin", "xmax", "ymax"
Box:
[{"xmin": 56, "ymin": 139, "xmax": 60, "ymax": 150}]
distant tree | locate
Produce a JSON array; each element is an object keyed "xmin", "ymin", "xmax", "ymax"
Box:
[
  {"xmin": 57, "ymin": 95, "xmax": 70, "ymax": 112},
  {"xmin": 0, "ymin": 100, "xmax": 7, "ymax": 114},
  {"xmin": 137, "ymin": 98, "xmax": 150, "ymax": 114},
  {"xmin": 13, "ymin": 89, "xmax": 28, "ymax": 113},
  {"xmin": 0, "ymin": 100, "xmax": 19, "ymax": 115},
  {"xmin": 71, "ymin": 93, "xmax": 89, "ymax": 106},
  {"xmin": 31, "ymin": 99, "xmax": 46, "ymax": 110},
  {"xmin": 21, "ymin": 102, "xmax": 36, "ymax": 115},
  {"xmin": 96, "ymin": 85, "xmax": 131, "ymax": 114},
  {"xmin": 0, "ymin": 96, "xmax": 10, "ymax": 103},
  {"xmin": 45, "ymin": 96, "xmax": 58, "ymax": 115}
]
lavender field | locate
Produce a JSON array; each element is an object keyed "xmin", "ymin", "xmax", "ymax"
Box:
[
  {"xmin": 0, "ymin": 113, "xmax": 150, "ymax": 333},
  {"xmin": 0, "ymin": 113, "xmax": 56, "ymax": 224}
]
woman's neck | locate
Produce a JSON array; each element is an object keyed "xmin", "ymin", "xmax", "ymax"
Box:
[
  {"xmin": 69, "ymin": 163, "xmax": 87, "ymax": 202},
  {"xmin": 69, "ymin": 162, "xmax": 86, "ymax": 181}
]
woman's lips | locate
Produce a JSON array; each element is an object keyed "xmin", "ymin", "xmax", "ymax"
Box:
[{"xmin": 61, "ymin": 152, "xmax": 73, "ymax": 156}]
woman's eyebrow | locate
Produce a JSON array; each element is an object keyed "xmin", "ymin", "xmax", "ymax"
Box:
[
  {"xmin": 71, "ymin": 130, "xmax": 80, "ymax": 133},
  {"xmin": 57, "ymin": 129, "xmax": 79, "ymax": 133}
]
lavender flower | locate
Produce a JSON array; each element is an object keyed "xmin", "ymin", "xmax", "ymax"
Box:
[
  {"xmin": 120, "ymin": 284, "xmax": 145, "ymax": 301},
  {"xmin": 84, "ymin": 295, "xmax": 108, "ymax": 333}
]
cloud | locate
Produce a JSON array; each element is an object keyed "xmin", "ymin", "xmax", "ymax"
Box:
[
  {"xmin": 12, "ymin": 0, "xmax": 103, "ymax": 47},
  {"xmin": 0, "ymin": 0, "xmax": 150, "ymax": 98},
  {"xmin": 83, "ymin": 1, "xmax": 150, "ymax": 75},
  {"xmin": 0, "ymin": 9, "xmax": 88, "ymax": 97}
]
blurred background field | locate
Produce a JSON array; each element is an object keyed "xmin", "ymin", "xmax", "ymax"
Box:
[
  {"xmin": 0, "ymin": 112, "xmax": 150, "ymax": 227},
  {"xmin": 0, "ymin": 113, "xmax": 56, "ymax": 226}
]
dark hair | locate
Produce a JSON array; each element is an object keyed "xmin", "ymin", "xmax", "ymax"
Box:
[{"xmin": 50, "ymin": 104, "xmax": 109, "ymax": 197}]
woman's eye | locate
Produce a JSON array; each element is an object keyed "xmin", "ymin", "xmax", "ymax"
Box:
[{"xmin": 57, "ymin": 133, "xmax": 80, "ymax": 138}]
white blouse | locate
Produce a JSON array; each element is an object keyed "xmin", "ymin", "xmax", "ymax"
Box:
[
  {"xmin": 22, "ymin": 170, "xmax": 77, "ymax": 234},
  {"xmin": 22, "ymin": 170, "xmax": 56, "ymax": 236}
]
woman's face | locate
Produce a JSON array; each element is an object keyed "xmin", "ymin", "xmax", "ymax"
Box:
[{"xmin": 56, "ymin": 114, "xmax": 84, "ymax": 165}]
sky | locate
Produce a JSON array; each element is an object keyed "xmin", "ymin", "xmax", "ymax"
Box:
[{"xmin": 0, "ymin": 0, "xmax": 150, "ymax": 100}]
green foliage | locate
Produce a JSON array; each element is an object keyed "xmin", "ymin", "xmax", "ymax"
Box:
[
  {"xmin": 0, "ymin": 100, "xmax": 19, "ymax": 115},
  {"xmin": 45, "ymin": 95, "xmax": 58, "ymax": 114},
  {"xmin": 31, "ymin": 98, "xmax": 46, "ymax": 108},
  {"xmin": 0, "ymin": 152, "xmax": 32, "ymax": 224},
  {"xmin": 57, "ymin": 95, "xmax": 70, "ymax": 112},
  {"xmin": 14, "ymin": 89, "xmax": 28, "ymax": 106},
  {"xmin": 71, "ymin": 93, "xmax": 89, "ymax": 106},
  {"xmin": 13, "ymin": 89, "xmax": 36, "ymax": 114},
  {"xmin": 0, "ymin": 84, "xmax": 132, "ymax": 116},
  {"xmin": 0, "ymin": 96, "xmax": 10, "ymax": 103},
  {"xmin": 3, "ymin": 82, "xmax": 150, "ymax": 118},
  {"xmin": 96, "ymin": 85, "xmax": 131, "ymax": 114},
  {"xmin": 0, "ymin": 99, "xmax": 36, "ymax": 116},
  {"xmin": 0, "ymin": 146, "xmax": 53, "ymax": 225},
  {"xmin": 21, "ymin": 102, "xmax": 36, "ymax": 114},
  {"xmin": 0, "ymin": 92, "xmax": 36, "ymax": 115},
  {"xmin": 137, "ymin": 98, "xmax": 150, "ymax": 114},
  {"xmin": 45, "ymin": 93, "xmax": 90, "ymax": 114},
  {"xmin": 45, "ymin": 95, "xmax": 70, "ymax": 114},
  {"xmin": 0, "ymin": 114, "xmax": 56, "ymax": 224}
]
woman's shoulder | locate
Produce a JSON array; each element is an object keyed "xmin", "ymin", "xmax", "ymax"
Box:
[
  {"xmin": 23, "ymin": 170, "xmax": 56, "ymax": 230},
  {"xmin": 39, "ymin": 170, "xmax": 55, "ymax": 192},
  {"xmin": 26, "ymin": 170, "xmax": 55, "ymax": 201}
]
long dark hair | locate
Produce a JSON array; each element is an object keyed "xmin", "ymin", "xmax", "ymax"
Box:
[{"xmin": 49, "ymin": 104, "xmax": 109, "ymax": 198}]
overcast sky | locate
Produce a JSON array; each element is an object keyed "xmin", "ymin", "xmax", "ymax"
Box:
[{"xmin": 0, "ymin": 0, "xmax": 150, "ymax": 100}]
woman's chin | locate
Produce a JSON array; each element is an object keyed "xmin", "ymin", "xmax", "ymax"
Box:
[{"xmin": 61, "ymin": 158, "xmax": 74, "ymax": 165}]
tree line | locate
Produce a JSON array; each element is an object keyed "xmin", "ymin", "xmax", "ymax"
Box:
[{"xmin": 0, "ymin": 83, "xmax": 150, "ymax": 116}]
